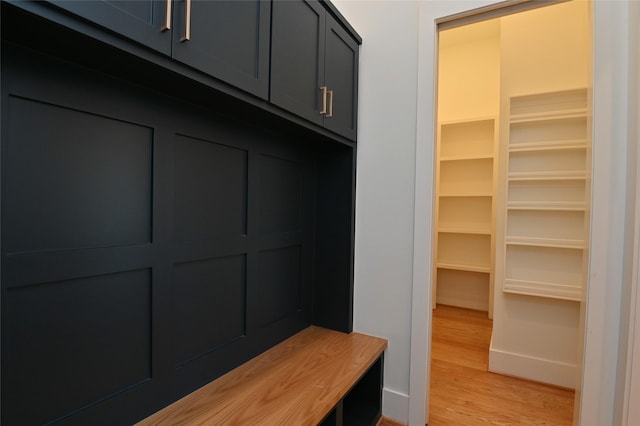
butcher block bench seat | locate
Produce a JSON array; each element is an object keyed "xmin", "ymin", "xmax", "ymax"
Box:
[{"xmin": 137, "ymin": 326, "xmax": 388, "ymax": 425}]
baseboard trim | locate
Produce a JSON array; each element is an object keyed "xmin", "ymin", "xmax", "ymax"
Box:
[
  {"xmin": 436, "ymin": 295, "xmax": 489, "ymax": 312},
  {"xmin": 382, "ymin": 388, "xmax": 409, "ymax": 425},
  {"xmin": 489, "ymin": 345, "xmax": 577, "ymax": 389}
]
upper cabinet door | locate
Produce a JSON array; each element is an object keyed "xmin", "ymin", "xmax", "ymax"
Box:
[
  {"xmin": 171, "ymin": 0, "xmax": 271, "ymax": 100},
  {"xmin": 48, "ymin": 0, "xmax": 172, "ymax": 55},
  {"xmin": 323, "ymin": 16, "xmax": 359, "ymax": 141},
  {"xmin": 270, "ymin": 0, "xmax": 326, "ymax": 126}
]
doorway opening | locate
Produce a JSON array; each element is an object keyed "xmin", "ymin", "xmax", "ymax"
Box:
[{"xmin": 430, "ymin": 1, "xmax": 592, "ymax": 424}]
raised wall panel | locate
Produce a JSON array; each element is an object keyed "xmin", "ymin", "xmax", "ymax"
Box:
[
  {"xmin": 259, "ymin": 155, "xmax": 303, "ymax": 234},
  {"xmin": 5, "ymin": 96, "xmax": 152, "ymax": 253},
  {"xmin": 3, "ymin": 269, "xmax": 151, "ymax": 425},
  {"xmin": 256, "ymin": 246, "xmax": 303, "ymax": 327},
  {"xmin": 173, "ymin": 255, "xmax": 247, "ymax": 366},
  {"xmin": 174, "ymin": 135, "xmax": 248, "ymax": 241}
]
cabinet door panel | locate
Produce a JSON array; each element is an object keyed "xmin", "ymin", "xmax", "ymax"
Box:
[
  {"xmin": 270, "ymin": 0, "xmax": 325, "ymax": 125},
  {"xmin": 172, "ymin": 0, "xmax": 271, "ymax": 99},
  {"xmin": 48, "ymin": 0, "xmax": 171, "ymax": 55},
  {"xmin": 324, "ymin": 17, "xmax": 358, "ymax": 141}
]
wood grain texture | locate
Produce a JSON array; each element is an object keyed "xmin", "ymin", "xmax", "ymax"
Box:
[
  {"xmin": 377, "ymin": 415, "xmax": 406, "ymax": 426},
  {"xmin": 429, "ymin": 305, "xmax": 575, "ymax": 426},
  {"xmin": 137, "ymin": 326, "xmax": 387, "ymax": 425}
]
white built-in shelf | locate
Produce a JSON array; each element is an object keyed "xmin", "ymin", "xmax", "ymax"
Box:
[
  {"xmin": 436, "ymin": 262, "xmax": 491, "ymax": 274},
  {"xmin": 434, "ymin": 116, "xmax": 497, "ymax": 312},
  {"xmin": 440, "ymin": 154, "xmax": 494, "ymax": 162},
  {"xmin": 439, "ymin": 191, "xmax": 493, "ymax": 197},
  {"xmin": 509, "ymin": 108, "xmax": 588, "ymax": 124},
  {"xmin": 438, "ymin": 227, "xmax": 491, "ymax": 235},
  {"xmin": 503, "ymin": 88, "xmax": 589, "ymax": 302},
  {"xmin": 508, "ymin": 170, "xmax": 586, "ymax": 181},
  {"xmin": 503, "ymin": 279, "xmax": 581, "ymax": 301},
  {"xmin": 507, "ymin": 201, "xmax": 585, "ymax": 211},
  {"xmin": 506, "ymin": 236, "xmax": 584, "ymax": 249},
  {"xmin": 508, "ymin": 139, "xmax": 588, "ymax": 153}
]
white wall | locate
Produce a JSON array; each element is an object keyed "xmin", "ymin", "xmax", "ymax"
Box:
[
  {"xmin": 332, "ymin": 0, "xmax": 639, "ymax": 424},
  {"xmin": 437, "ymin": 20, "xmax": 501, "ymax": 122},
  {"xmin": 331, "ymin": 0, "xmax": 420, "ymax": 421}
]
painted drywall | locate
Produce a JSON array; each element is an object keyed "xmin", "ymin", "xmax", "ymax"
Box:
[
  {"xmin": 330, "ymin": 0, "xmax": 420, "ymax": 421},
  {"xmin": 489, "ymin": 0, "xmax": 590, "ymax": 389},
  {"xmin": 437, "ymin": 20, "xmax": 501, "ymax": 122}
]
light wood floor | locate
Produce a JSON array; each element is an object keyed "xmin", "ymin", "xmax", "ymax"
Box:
[{"xmin": 429, "ymin": 304, "xmax": 575, "ymax": 426}]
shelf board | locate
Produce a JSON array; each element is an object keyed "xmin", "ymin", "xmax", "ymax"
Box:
[
  {"xmin": 439, "ymin": 191, "xmax": 493, "ymax": 197},
  {"xmin": 509, "ymin": 108, "xmax": 588, "ymax": 124},
  {"xmin": 438, "ymin": 227, "xmax": 491, "ymax": 235},
  {"xmin": 508, "ymin": 170, "xmax": 586, "ymax": 181},
  {"xmin": 503, "ymin": 278, "xmax": 581, "ymax": 301},
  {"xmin": 506, "ymin": 236, "xmax": 584, "ymax": 249},
  {"xmin": 507, "ymin": 201, "xmax": 585, "ymax": 211},
  {"xmin": 440, "ymin": 154, "xmax": 494, "ymax": 162},
  {"xmin": 436, "ymin": 262, "xmax": 491, "ymax": 274},
  {"xmin": 439, "ymin": 116, "xmax": 497, "ymax": 126},
  {"xmin": 509, "ymin": 140, "xmax": 588, "ymax": 153}
]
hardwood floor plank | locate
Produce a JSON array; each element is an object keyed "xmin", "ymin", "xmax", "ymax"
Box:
[{"xmin": 429, "ymin": 305, "xmax": 574, "ymax": 426}]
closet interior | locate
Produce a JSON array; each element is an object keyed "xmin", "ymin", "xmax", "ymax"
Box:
[{"xmin": 433, "ymin": 0, "xmax": 591, "ymax": 389}]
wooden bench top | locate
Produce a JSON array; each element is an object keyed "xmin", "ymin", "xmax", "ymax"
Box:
[{"xmin": 137, "ymin": 326, "xmax": 387, "ymax": 425}]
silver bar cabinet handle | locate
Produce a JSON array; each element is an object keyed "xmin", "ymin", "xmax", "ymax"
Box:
[
  {"xmin": 327, "ymin": 90, "xmax": 334, "ymax": 117},
  {"xmin": 162, "ymin": 0, "xmax": 172, "ymax": 31},
  {"xmin": 320, "ymin": 86, "xmax": 328, "ymax": 115},
  {"xmin": 181, "ymin": 0, "xmax": 191, "ymax": 42}
]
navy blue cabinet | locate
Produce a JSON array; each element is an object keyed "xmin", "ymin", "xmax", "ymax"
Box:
[
  {"xmin": 49, "ymin": 0, "xmax": 172, "ymax": 54},
  {"xmin": 46, "ymin": 0, "xmax": 271, "ymax": 99},
  {"xmin": 271, "ymin": 0, "xmax": 359, "ymax": 141}
]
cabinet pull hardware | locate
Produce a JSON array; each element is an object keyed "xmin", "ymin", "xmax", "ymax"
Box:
[
  {"xmin": 327, "ymin": 90, "xmax": 334, "ymax": 117},
  {"xmin": 181, "ymin": 0, "xmax": 191, "ymax": 42},
  {"xmin": 162, "ymin": 0, "xmax": 172, "ymax": 31},
  {"xmin": 320, "ymin": 86, "xmax": 328, "ymax": 115}
]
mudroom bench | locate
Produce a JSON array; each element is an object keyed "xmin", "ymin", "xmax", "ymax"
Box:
[{"xmin": 137, "ymin": 327, "xmax": 387, "ymax": 426}]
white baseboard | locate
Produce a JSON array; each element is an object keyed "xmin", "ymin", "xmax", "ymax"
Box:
[
  {"xmin": 436, "ymin": 295, "xmax": 489, "ymax": 312},
  {"xmin": 489, "ymin": 344, "xmax": 577, "ymax": 389},
  {"xmin": 382, "ymin": 387, "xmax": 409, "ymax": 424}
]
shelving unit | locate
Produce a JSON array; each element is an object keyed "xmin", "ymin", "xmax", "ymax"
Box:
[
  {"xmin": 502, "ymin": 88, "xmax": 589, "ymax": 302},
  {"xmin": 434, "ymin": 118, "xmax": 498, "ymax": 314}
]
